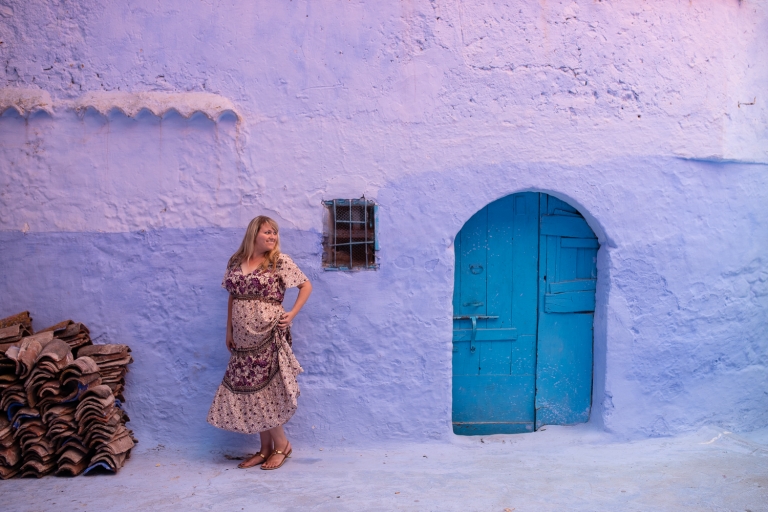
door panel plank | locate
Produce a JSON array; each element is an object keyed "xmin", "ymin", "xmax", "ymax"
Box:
[
  {"xmin": 452, "ymin": 341, "xmax": 480, "ymax": 376},
  {"xmin": 544, "ymin": 291, "xmax": 596, "ymax": 313},
  {"xmin": 579, "ymin": 247, "xmax": 598, "ymax": 279},
  {"xmin": 453, "ymin": 375, "xmax": 535, "ymax": 422},
  {"xmin": 458, "ymin": 208, "xmax": 488, "ymax": 319},
  {"xmin": 549, "ymin": 279, "xmax": 596, "ymax": 293},
  {"xmin": 479, "ymin": 340, "xmax": 513, "ymax": 375},
  {"xmin": 548, "ymin": 196, "xmax": 579, "ymax": 214},
  {"xmin": 510, "ymin": 334, "xmax": 537, "ymax": 376},
  {"xmin": 540, "ymin": 215, "xmax": 594, "ymax": 238},
  {"xmin": 452, "ymin": 328, "xmax": 518, "ymax": 341},
  {"xmin": 512, "ymin": 193, "xmax": 540, "ymax": 338},
  {"xmin": 558, "ymin": 247, "xmax": 578, "ymax": 281},
  {"xmin": 561, "ymin": 238, "xmax": 599, "ymax": 249},
  {"xmin": 535, "ymin": 314, "xmax": 594, "ymax": 426},
  {"xmin": 452, "ymin": 193, "xmax": 537, "ymax": 434},
  {"xmin": 452, "ymin": 422, "xmax": 534, "ymax": 435},
  {"xmin": 487, "ymin": 195, "xmax": 515, "ymax": 329},
  {"xmin": 536, "ymin": 194, "xmax": 596, "ymax": 429}
]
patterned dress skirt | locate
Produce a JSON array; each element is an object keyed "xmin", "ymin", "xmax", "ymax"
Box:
[{"xmin": 207, "ymin": 297, "xmax": 303, "ymax": 434}]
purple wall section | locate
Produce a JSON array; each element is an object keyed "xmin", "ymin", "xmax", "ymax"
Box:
[{"xmin": 0, "ymin": 1, "xmax": 767, "ymax": 449}]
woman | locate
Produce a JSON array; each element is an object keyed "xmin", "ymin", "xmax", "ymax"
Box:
[{"xmin": 207, "ymin": 216, "xmax": 312, "ymax": 470}]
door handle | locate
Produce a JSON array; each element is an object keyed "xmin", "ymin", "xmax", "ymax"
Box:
[
  {"xmin": 462, "ymin": 301, "xmax": 484, "ymax": 307},
  {"xmin": 452, "ymin": 315, "xmax": 499, "ymax": 353}
]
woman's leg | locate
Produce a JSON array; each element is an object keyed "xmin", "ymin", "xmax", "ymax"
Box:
[
  {"xmin": 259, "ymin": 430, "xmax": 273, "ymax": 454},
  {"xmin": 237, "ymin": 431, "xmax": 273, "ymax": 468},
  {"xmin": 261, "ymin": 425, "xmax": 291, "ymax": 469}
]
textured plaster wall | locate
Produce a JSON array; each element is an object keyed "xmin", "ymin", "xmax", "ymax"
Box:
[{"xmin": 0, "ymin": 0, "xmax": 766, "ymax": 449}]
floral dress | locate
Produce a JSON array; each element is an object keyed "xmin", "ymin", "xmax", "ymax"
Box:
[{"xmin": 207, "ymin": 254, "xmax": 308, "ymax": 434}]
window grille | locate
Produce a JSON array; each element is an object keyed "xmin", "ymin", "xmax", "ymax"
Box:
[{"xmin": 322, "ymin": 198, "xmax": 378, "ymax": 270}]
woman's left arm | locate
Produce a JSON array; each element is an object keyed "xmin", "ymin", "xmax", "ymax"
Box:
[{"xmin": 278, "ymin": 280, "xmax": 312, "ymax": 329}]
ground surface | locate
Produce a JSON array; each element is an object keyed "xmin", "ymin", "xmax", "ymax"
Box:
[{"xmin": 2, "ymin": 425, "xmax": 767, "ymax": 511}]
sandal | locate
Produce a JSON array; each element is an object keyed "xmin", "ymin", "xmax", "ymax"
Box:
[
  {"xmin": 237, "ymin": 451, "xmax": 269, "ymax": 469},
  {"xmin": 261, "ymin": 446, "xmax": 292, "ymax": 470}
]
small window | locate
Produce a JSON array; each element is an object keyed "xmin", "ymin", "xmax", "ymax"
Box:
[{"xmin": 322, "ymin": 198, "xmax": 378, "ymax": 270}]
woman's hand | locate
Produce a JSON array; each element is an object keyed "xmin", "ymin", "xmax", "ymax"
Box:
[
  {"xmin": 278, "ymin": 311, "xmax": 296, "ymax": 329},
  {"xmin": 278, "ymin": 280, "xmax": 311, "ymax": 330},
  {"xmin": 225, "ymin": 294, "xmax": 235, "ymax": 352},
  {"xmin": 226, "ymin": 330, "xmax": 234, "ymax": 352}
]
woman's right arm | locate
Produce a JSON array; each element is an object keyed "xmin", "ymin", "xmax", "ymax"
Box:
[{"xmin": 226, "ymin": 294, "xmax": 234, "ymax": 351}]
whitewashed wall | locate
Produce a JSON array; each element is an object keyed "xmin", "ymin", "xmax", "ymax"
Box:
[{"xmin": 1, "ymin": 0, "xmax": 766, "ymax": 449}]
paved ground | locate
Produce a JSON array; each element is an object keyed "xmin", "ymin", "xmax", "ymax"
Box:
[{"xmin": 2, "ymin": 425, "xmax": 767, "ymax": 511}]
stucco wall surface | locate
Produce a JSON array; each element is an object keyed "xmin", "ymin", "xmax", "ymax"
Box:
[{"xmin": 0, "ymin": 0, "xmax": 766, "ymax": 449}]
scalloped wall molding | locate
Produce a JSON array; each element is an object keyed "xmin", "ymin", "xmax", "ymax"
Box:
[
  {"xmin": 73, "ymin": 91, "xmax": 241, "ymax": 121},
  {"xmin": 0, "ymin": 88, "xmax": 241, "ymax": 122},
  {"xmin": 0, "ymin": 88, "xmax": 54, "ymax": 116}
]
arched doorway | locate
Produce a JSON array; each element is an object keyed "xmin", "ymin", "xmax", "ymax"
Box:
[{"xmin": 452, "ymin": 192, "xmax": 598, "ymax": 435}]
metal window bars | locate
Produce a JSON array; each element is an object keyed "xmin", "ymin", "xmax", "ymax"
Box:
[{"xmin": 322, "ymin": 198, "xmax": 378, "ymax": 270}]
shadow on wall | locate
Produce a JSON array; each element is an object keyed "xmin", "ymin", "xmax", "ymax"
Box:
[{"xmin": 1, "ymin": 133, "xmax": 766, "ymax": 448}]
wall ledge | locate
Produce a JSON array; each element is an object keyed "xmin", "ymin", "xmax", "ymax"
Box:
[
  {"xmin": 0, "ymin": 88, "xmax": 54, "ymax": 116},
  {"xmin": 72, "ymin": 91, "xmax": 241, "ymax": 121},
  {"xmin": 0, "ymin": 88, "xmax": 241, "ymax": 122}
]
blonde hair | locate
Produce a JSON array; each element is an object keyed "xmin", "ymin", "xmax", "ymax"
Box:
[{"xmin": 228, "ymin": 216, "xmax": 281, "ymax": 271}]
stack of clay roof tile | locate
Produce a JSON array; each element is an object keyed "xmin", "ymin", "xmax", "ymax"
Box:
[
  {"xmin": 19, "ymin": 339, "xmax": 74, "ymax": 477},
  {"xmin": 75, "ymin": 344, "xmax": 136, "ymax": 474},
  {"xmin": 0, "ymin": 312, "xmax": 33, "ymax": 331},
  {"xmin": 77, "ymin": 345, "xmax": 133, "ymax": 401},
  {"xmin": 76, "ymin": 384, "xmax": 135, "ymax": 474},
  {"xmin": 0, "ymin": 313, "xmax": 34, "ymax": 479},
  {"xmin": 49, "ymin": 355, "xmax": 100, "ymax": 475},
  {"xmin": 0, "ymin": 312, "xmax": 136, "ymax": 478},
  {"xmin": 0, "ymin": 347, "xmax": 20, "ymax": 478},
  {"xmin": 41, "ymin": 320, "xmax": 92, "ymax": 352},
  {"xmin": 0, "ymin": 311, "xmax": 33, "ymax": 354},
  {"xmin": 0, "ymin": 335, "xmax": 22, "ymax": 479},
  {"xmin": 0, "ymin": 414, "xmax": 20, "ymax": 478}
]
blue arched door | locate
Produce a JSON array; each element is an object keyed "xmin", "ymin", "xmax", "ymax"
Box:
[{"xmin": 452, "ymin": 192, "xmax": 598, "ymax": 435}]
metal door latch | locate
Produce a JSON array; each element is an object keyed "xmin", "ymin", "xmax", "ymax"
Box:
[{"xmin": 452, "ymin": 315, "xmax": 499, "ymax": 353}]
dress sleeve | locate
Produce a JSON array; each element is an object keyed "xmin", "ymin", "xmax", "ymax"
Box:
[
  {"xmin": 222, "ymin": 264, "xmax": 235, "ymax": 292},
  {"xmin": 278, "ymin": 254, "xmax": 308, "ymax": 289}
]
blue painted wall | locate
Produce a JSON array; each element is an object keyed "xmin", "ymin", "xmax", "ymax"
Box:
[{"xmin": 0, "ymin": 1, "xmax": 766, "ymax": 449}]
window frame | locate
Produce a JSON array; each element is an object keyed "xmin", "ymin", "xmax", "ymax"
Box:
[{"xmin": 322, "ymin": 198, "xmax": 379, "ymax": 271}]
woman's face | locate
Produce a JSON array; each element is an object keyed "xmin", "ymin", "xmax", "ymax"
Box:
[{"xmin": 253, "ymin": 223, "xmax": 278, "ymax": 255}]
